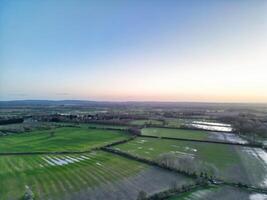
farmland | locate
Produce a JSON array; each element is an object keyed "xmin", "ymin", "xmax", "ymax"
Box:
[
  {"xmin": 114, "ymin": 137, "xmax": 267, "ymax": 187},
  {"xmin": 1, "ymin": 0, "xmax": 267, "ymax": 198},
  {"xmin": 0, "ymin": 151, "xmax": 193, "ymax": 200},
  {"xmin": 0, "ymin": 101, "xmax": 267, "ymax": 199},
  {"xmin": 0, "ymin": 127, "xmax": 129, "ymax": 153},
  {"xmin": 141, "ymin": 127, "xmax": 248, "ymax": 144},
  {"xmin": 141, "ymin": 128, "xmax": 208, "ymax": 140}
]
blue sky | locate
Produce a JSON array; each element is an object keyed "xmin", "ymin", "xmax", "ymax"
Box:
[{"xmin": 1, "ymin": 0, "xmax": 267, "ymax": 102}]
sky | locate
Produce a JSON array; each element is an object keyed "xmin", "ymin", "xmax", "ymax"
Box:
[{"xmin": 0, "ymin": 0, "xmax": 267, "ymax": 102}]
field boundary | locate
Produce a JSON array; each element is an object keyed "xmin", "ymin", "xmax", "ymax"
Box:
[
  {"xmin": 146, "ymin": 184, "xmax": 212, "ymax": 200},
  {"xmin": 146, "ymin": 183, "xmax": 208, "ymax": 200},
  {"xmin": 87, "ymin": 126, "xmax": 128, "ymax": 131},
  {"xmin": 146, "ymin": 183, "xmax": 267, "ymax": 200},
  {"xmin": 0, "ymin": 149, "xmax": 97, "ymax": 156},
  {"xmin": 143, "ymin": 125, "xmax": 233, "ymax": 133}
]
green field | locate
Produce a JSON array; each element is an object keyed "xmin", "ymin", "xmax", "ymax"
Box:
[
  {"xmin": 141, "ymin": 128, "xmax": 209, "ymax": 140},
  {"xmin": 0, "ymin": 127, "xmax": 129, "ymax": 153},
  {"xmin": 0, "ymin": 151, "xmax": 143, "ymax": 199},
  {"xmin": 114, "ymin": 137, "xmax": 267, "ymax": 186},
  {"xmin": 0, "ymin": 122, "xmax": 62, "ymax": 135},
  {"xmin": 141, "ymin": 127, "xmax": 247, "ymax": 144},
  {"xmin": 1, "ymin": 121, "xmax": 266, "ymax": 199},
  {"xmin": 129, "ymin": 119, "xmax": 163, "ymax": 126},
  {"xmin": 114, "ymin": 137, "xmax": 236, "ymax": 169},
  {"xmin": 0, "ymin": 151, "xmax": 193, "ymax": 200}
]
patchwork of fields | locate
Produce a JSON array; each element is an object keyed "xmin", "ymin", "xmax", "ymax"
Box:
[
  {"xmin": 0, "ymin": 127, "xmax": 129, "ymax": 153},
  {"xmin": 114, "ymin": 137, "xmax": 267, "ymax": 187},
  {"xmin": 0, "ymin": 151, "xmax": 193, "ymax": 200},
  {"xmin": 1, "ymin": 122, "xmax": 267, "ymax": 199}
]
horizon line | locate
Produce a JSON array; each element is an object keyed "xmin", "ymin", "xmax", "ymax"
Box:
[{"xmin": 1, "ymin": 99, "xmax": 267, "ymax": 105}]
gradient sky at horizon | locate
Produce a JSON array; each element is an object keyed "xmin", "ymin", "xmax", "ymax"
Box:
[{"xmin": 0, "ymin": 0, "xmax": 267, "ymax": 102}]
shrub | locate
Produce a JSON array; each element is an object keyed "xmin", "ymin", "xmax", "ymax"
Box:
[{"xmin": 23, "ymin": 185, "xmax": 34, "ymax": 200}]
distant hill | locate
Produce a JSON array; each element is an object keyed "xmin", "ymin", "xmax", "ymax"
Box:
[
  {"xmin": 0, "ymin": 100, "xmax": 266, "ymax": 109},
  {"xmin": 0, "ymin": 100, "xmax": 111, "ymax": 107}
]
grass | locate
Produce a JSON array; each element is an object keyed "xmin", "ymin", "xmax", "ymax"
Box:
[
  {"xmin": 141, "ymin": 128, "xmax": 209, "ymax": 140},
  {"xmin": 0, "ymin": 151, "xmax": 146, "ymax": 199},
  {"xmin": 114, "ymin": 137, "xmax": 237, "ymax": 169},
  {"xmin": 113, "ymin": 137, "xmax": 267, "ymax": 186},
  {"xmin": 0, "ymin": 151, "xmax": 193, "ymax": 200},
  {"xmin": 0, "ymin": 127, "xmax": 129, "ymax": 153},
  {"xmin": 115, "ymin": 137, "xmax": 267, "ymax": 187}
]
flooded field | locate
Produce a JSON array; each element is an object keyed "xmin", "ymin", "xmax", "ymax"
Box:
[
  {"xmin": 208, "ymin": 132, "xmax": 248, "ymax": 144},
  {"xmin": 169, "ymin": 186, "xmax": 267, "ymax": 200},
  {"xmin": 141, "ymin": 127, "xmax": 247, "ymax": 144},
  {"xmin": 115, "ymin": 137, "xmax": 267, "ymax": 187},
  {"xmin": 190, "ymin": 121, "xmax": 233, "ymax": 132}
]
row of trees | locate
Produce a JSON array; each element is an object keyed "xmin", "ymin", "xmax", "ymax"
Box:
[
  {"xmin": 137, "ymin": 177, "xmax": 209, "ymax": 200},
  {"xmin": 221, "ymin": 114, "xmax": 267, "ymax": 140},
  {"xmin": 156, "ymin": 153, "xmax": 218, "ymax": 179},
  {"xmin": 0, "ymin": 117, "xmax": 23, "ymax": 125}
]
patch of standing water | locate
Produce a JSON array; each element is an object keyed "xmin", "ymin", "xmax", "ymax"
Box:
[
  {"xmin": 170, "ymin": 150, "xmax": 195, "ymax": 158},
  {"xmin": 41, "ymin": 157, "xmax": 56, "ymax": 166},
  {"xmin": 41, "ymin": 155, "xmax": 90, "ymax": 167},
  {"xmin": 193, "ymin": 121, "xmax": 231, "ymax": 127},
  {"xmin": 249, "ymin": 193, "xmax": 267, "ymax": 200},
  {"xmin": 209, "ymin": 132, "xmax": 248, "ymax": 144},
  {"xmin": 191, "ymin": 123, "xmax": 233, "ymax": 132},
  {"xmin": 185, "ymin": 146, "xmax": 197, "ymax": 152},
  {"xmin": 80, "ymin": 155, "xmax": 90, "ymax": 160},
  {"xmin": 137, "ymin": 139, "xmax": 147, "ymax": 144},
  {"xmin": 183, "ymin": 188, "xmax": 214, "ymax": 199},
  {"xmin": 243, "ymin": 148, "xmax": 267, "ymax": 187}
]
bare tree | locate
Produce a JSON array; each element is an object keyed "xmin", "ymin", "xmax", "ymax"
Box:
[{"xmin": 137, "ymin": 190, "xmax": 147, "ymax": 200}]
